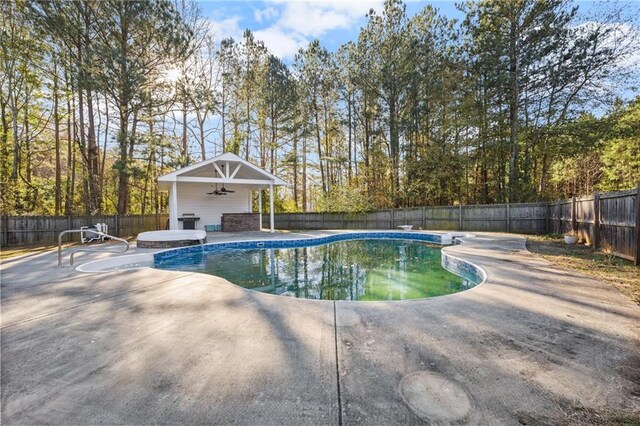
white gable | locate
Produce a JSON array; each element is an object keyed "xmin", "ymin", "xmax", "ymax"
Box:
[{"xmin": 157, "ymin": 152, "xmax": 286, "ymax": 190}]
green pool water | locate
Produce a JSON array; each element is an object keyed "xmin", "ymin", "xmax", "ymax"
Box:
[{"xmin": 155, "ymin": 239, "xmax": 478, "ymax": 301}]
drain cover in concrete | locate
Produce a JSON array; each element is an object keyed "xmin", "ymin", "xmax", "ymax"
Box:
[{"xmin": 399, "ymin": 371, "xmax": 473, "ymax": 423}]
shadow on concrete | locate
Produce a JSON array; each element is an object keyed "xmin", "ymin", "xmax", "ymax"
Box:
[
  {"xmin": 2, "ymin": 232, "xmax": 639, "ymax": 425},
  {"xmin": 333, "ymin": 234, "xmax": 640, "ymax": 424},
  {"xmin": 1, "ymin": 263, "xmax": 338, "ymax": 425}
]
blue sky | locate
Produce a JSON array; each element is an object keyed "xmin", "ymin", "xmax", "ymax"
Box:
[
  {"xmin": 197, "ymin": 1, "xmax": 465, "ymax": 60},
  {"xmin": 195, "ymin": 1, "xmax": 638, "ymax": 62}
]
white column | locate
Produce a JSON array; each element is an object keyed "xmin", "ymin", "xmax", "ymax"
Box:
[
  {"xmin": 258, "ymin": 189, "xmax": 263, "ymax": 230},
  {"xmin": 269, "ymin": 183, "xmax": 275, "ymax": 233},
  {"xmin": 169, "ymin": 181, "xmax": 179, "ymax": 230}
]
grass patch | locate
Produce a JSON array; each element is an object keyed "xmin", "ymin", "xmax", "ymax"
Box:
[{"xmin": 526, "ymin": 235, "xmax": 640, "ymax": 306}]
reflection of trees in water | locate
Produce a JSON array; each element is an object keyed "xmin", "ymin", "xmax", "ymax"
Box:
[
  {"xmin": 269, "ymin": 242, "xmax": 367, "ymax": 300},
  {"xmin": 157, "ymin": 240, "xmax": 471, "ymax": 301},
  {"xmin": 270, "ymin": 240, "xmax": 444, "ymax": 301}
]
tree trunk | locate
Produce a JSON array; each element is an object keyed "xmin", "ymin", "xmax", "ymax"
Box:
[
  {"xmin": 292, "ymin": 130, "xmax": 298, "ymax": 209},
  {"xmin": 86, "ymin": 87, "xmax": 101, "ymax": 212},
  {"xmin": 245, "ymin": 96, "xmax": 251, "ymax": 160},
  {"xmin": 9, "ymin": 81, "xmax": 19, "ymax": 181},
  {"xmin": 221, "ymin": 80, "xmax": 226, "ymax": 152},
  {"xmin": 101, "ymin": 95, "xmax": 109, "ymax": 182},
  {"xmin": 65, "ymin": 68, "xmax": 74, "ymax": 215},
  {"xmin": 347, "ymin": 93, "xmax": 352, "ymax": 182},
  {"xmin": 116, "ymin": 109, "xmax": 129, "ymax": 214},
  {"xmin": 198, "ymin": 113, "xmax": 206, "ymax": 161},
  {"xmin": 389, "ymin": 95, "xmax": 399, "ymax": 199},
  {"xmin": 302, "ymin": 136, "xmax": 307, "ymax": 212},
  {"xmin": 54, "ymin": 60, "xmax": 61, "ymax": 215},
  {"xmin": 313, "ymin": 95, "xmax": 325, "ymax": 194},
  {"xmin": 508, "ymin": 16, "xmax": 520, "ymax": 203}
]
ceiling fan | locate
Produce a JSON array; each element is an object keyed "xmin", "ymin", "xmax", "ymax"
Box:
[
  {"xmin": 206, "ymin": 165, "xmax": 235, "ymax": 195},
  {"xmin": 207, "ymin": 183, "xmax": 227, "ymax": 196}
]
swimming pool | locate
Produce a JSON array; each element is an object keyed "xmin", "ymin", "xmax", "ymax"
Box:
[{"xmin": 153, "ymin": 233, "xmax": 483, "ymax": 301}]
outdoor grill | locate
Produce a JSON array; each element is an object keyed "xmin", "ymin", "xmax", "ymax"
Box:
[{"xmin": 177, "ymin": 213, "xmax": 200, "ymax": 230}]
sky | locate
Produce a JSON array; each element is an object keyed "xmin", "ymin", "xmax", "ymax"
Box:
[
  {"xmin": 196, "ymin": 0, "xmax": 464, "ymax": 60},
  {"xmin": 195, "ymin": 0, "xmax": 639, "ymax": 63}
]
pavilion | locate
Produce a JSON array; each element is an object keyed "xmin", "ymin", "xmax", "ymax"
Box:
[{"xmin": 157, "ymin": 152, "xmax": 286, "ymax": 233}]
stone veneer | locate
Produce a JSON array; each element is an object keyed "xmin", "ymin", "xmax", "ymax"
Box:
[
  {"xmin": 221, "ymin": 213, "xmax": 260, "ymax": 232},
  {"xmin": 137, "ymin": 238, "xmax": 206, "ymax": 249}
]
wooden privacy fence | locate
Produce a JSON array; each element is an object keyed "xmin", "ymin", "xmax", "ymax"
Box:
[
  {"xmin": 548, "ymin": 187, "xmax": 639, "ymax": 263},
  {"xmin": 2, "ymin": 186, "xmax": 638, "ymax": 264},
  {"xmin": 265, "ymin": 203, "xmax": 547, "ymax": 234},
  {"xmin": 0, "ymin": 214, "xmax": 169, "ymax": 246},
  {"xmin": 265, "ymin": 184, "xmax": 640, "ymax": 265}
]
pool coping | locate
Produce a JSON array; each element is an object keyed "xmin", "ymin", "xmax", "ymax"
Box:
[{"xmin": 76, "ymin": 230, "xmax": 487, "ymax": 302}]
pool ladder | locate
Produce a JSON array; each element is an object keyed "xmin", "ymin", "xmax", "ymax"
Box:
[{"xmin": 58, "ymin": 229, "xmax": 130, "ymax": 268}]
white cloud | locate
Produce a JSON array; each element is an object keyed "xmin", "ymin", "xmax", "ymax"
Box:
[
  {"xmin": 254, "ymin": 27, "xmax": 308, "ymax": 59},
  {"xmin": 255, "ymin": 0, "xmax": 383, "ymax": 59},
  {"xmin": 204, "ymin": 15, "xmax": 244, "ymax": 42},
  {"xmin": 276, "ymin": 1, "xmax": 382, "ymax": 37},
  {"xmin": 204, "ymin": 0, "xmax": 384, "ymax": 60},
  {"xmin": 254, "ymin": 6, "xmax": 279, "ymax": 23}
]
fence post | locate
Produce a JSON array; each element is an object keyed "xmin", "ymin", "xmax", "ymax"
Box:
[
  {"xmin": 115, "ymin": 214, "xmax": 120, "ymax": 237},
  {"xmin": 556, "ymin": 199, "xmax": 561, "ymax": 234},
  {"xmin": 635, "ymin": 181, "xmax": 640, "ymax": 266},
  {"xmin": 593, "ymin": 191, "xmax": 600, "ymax": 249},
  {"xmin": 458, "ymin": 204, "xmax": 463, "ymax": 231},
  {"xmin": 2, "ymin": 216, "xmax": 7, "ymax": 246},
  {"xmin": 422, "ymin": 206, "xmax": 426, "ymax": 230},
  {"xmin": 571, "ymin": 196, "xmax": 577, "ymax": 236},
  {"xmin": 506, "ymin": 203, "xmax": 511, "ymax": 233},
  {"xmin": 545, "ymin": 202, "xmax": 551, "ymax": 234},
  {"xmin": 391, "ymin": 209, "xmax": 395, "ymax": 229}
]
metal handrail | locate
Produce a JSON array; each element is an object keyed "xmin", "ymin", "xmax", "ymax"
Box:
[{"xmin": 58, "ymin": 229, "xmax": 130, "ymax": 268}]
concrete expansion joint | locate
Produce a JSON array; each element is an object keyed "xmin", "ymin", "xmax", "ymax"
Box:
[{"xmin": 333, "ymin": 301, "xmax": 343, "ymax": 426}]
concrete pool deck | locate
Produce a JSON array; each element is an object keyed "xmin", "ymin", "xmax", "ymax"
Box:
[{"xmin": 1, "ymin": 231, "xmax": 639, "ymax": 424}]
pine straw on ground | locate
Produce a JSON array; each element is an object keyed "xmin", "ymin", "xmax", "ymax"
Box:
[
  {"xmin": 0, "ymin": 239, "xmax": 133, "ymax": 261},
  {"xmin": 0, "ymin": 244, "xmax": 64, "ymax": 260},
  {"xmin": 526, "ymin": 235, "xmax": 640, "ymax": 306}
]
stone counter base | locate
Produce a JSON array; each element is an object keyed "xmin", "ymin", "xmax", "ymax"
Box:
[{"xmin": 137, "ymin": 238, "xmax": 206, "ymax": 249}]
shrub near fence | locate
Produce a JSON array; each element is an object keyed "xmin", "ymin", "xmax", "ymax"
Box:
[
  {"xmin": 0, "ymin": 214, "xmax": 169, "ymax": 246},
  {"xmin": 265, "ymin": 184, "xmax": 640, "ymax": 265}
]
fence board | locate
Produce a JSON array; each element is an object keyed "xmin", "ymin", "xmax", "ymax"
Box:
[{"xmin": 1, "ymin": 214, "xmax": 168, "ymax": 247}]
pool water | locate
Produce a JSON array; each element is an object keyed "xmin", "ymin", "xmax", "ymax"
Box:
[{"xmin": 155, "ymin": 239, "xmax": 479, "ymax": 301}]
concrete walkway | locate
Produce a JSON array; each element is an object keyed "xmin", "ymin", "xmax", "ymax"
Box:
[{"xmin": 1, "ymin": 232, "xmax": 638, "ymax": 424}]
